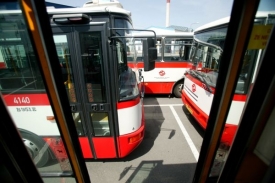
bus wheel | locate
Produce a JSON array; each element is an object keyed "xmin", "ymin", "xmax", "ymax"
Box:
[
  {"xmin": 20, "ymin": 130, "xmax": 49, "ymax": 168},
  {"xmin": 173, "ymin": 82, "xmax": 183, "ymax": 98}
]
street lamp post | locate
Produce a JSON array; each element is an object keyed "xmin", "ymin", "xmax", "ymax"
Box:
[{"xmin": 189, "ymin": 22, "xmax": 199, "ymax": 32}]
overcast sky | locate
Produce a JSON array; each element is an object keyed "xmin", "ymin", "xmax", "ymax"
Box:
[{"xmin": 47, "ymin": 0, "xmax": 275, "ymax": 30}]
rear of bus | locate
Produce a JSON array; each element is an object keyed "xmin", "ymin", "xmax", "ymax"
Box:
[{"xmin": 128, "ymin": 32, "xmax": 193, "ymax": 97}]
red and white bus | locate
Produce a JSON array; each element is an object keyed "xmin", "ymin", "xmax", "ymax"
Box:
[
  {"xmin": 0, "ymin": 0, "xmax": 156, "ymax": 168},
  {"xmin": 181, "ymin": 11, "xmax": 275, "ymax": 146},
  {"xmin": 127, "ymin": 31, "xmax": 193, "ymax": 97}
]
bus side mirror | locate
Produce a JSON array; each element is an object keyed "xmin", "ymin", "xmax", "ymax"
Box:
[{"xmin": 143, "ymin": 38, "xmax": 156, "ymax": 71}]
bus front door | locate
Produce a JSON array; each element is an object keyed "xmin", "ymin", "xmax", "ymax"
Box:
[{"xmin": 52, "ymin": 24, "xmax": 117, "ymax": 159}]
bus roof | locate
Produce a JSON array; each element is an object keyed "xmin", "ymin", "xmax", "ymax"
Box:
[
  {"xmin": 195, "ymin": 11, "xmax": 275, "ymax": 33},
  {"xmin": 46, "ymin": 6, "xmax": 131, "ymax": 16},
  {"xmin": 0, "ymin": 1, "xmax": 131, "ymax": 16},
  {"xmin": 132, "ymin": 31, "xmax": 193, "ymax": 38},
  {"xmin": 83, "ymin": 0, "xmax": 123, "ymax": 8}
]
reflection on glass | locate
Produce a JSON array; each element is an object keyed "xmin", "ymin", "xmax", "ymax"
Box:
[
  {"xmin": 0, "ymin": 4, "xmax": 73, "ymax": 177},
  {"xmin": 79, "ymin": 32, "xmax": 106, "ymax": 103},
  {"xmin": 91, "ymin": 113, "xmax": 110, "ymax": 136},
  {"xmin": 126, "ymin": 38, "xmax": 136, "ymax": 62},
  {"xmin": 190, "ymin": 27, "xmax": 261, "ymax": 94},
  {"xmin": 72, "ymin": 112, "xmax": 84, "ymax": 136},
  {"xmin": 116, "ymin": 40, "xmax": 139, "ymax": 100},
  {"xmin": 208, "ymin": 9, "xmax": 275, "ymax": 178},
  {"xmin": 53, "ymin": 35, "xmax": 77, "ymax": 103}
]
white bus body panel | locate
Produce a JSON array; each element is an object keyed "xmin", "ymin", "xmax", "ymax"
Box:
[
  {"xmin": 117, "ymin": 100, "xmax": 142, "ymax": 136},
  {"xmin": 184, "ymin": 77, "xmax": 214, "ymax": 115},
  {"xmin": 184, "ymin": 77, "xmax": 245, "ymax": 125},
  {"xmin": 7, "ymin": 106, "xmax": 59, "ymax": 136},
  {"xmin": 142, "ymin": 68, "xmax": 187, "ymax": 82}
]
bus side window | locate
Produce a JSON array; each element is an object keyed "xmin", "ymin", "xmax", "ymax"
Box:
[
  {"xmin": 0, "ymin": 46, "xmax": 44, "ymax": 91},
  {"xmin": 137, "ymin": 57, "xmax": 143, "ymax": 61}
]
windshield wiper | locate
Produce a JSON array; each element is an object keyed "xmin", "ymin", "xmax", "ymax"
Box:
[{"xmin": 189, "ymin": 70, "xmax": 213, "ymax": 93}]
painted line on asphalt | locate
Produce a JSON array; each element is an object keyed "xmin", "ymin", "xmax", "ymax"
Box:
[
  {"xmin": 169, "ymin": 105, "xmax": 199, "ymax": 161},
  {"xmin": 144, "ymin": 104, "xmax": 183, "ymax": 107}
]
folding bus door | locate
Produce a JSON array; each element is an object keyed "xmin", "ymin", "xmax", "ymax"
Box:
[{"xmin": 52, "ymin": 24, "xmax": 118, "ymax": 159}]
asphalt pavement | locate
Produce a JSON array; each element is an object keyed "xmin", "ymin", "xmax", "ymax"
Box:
[{"xmin": 86, "ymin": 95, "xmax": 204, "ymax": 183}]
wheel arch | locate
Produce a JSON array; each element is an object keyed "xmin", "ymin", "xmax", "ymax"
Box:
[{"xmin": 172, "ymin": 78, "xmax": 185, "ymax": 98}]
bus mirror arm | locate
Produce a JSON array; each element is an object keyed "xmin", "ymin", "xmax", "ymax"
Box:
[{"xmin": 108, "ymin": 28, "xmax": 157, "ymax": 72}]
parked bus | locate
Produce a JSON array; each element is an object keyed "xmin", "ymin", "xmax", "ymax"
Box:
[
  {"xmin": 181, "ymin": 11, "xmax": 275, "ymax": 146},
  {"xmin": 127, "ymin": 31, "xmax": 193, "ymax": 97},
  {"xmin": 0, "ymin": 0, "xmax": 157, "ymax": 168}
]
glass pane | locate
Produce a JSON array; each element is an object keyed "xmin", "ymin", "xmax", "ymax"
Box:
[
  {"xmin": 79, "ymin": 32, "xmax": 106, "ymax": 103},
  {"xmin": 117, "ymin": 40, "xmax": 139, "ymax": 100},
  {"xmin": 164, "ymin": 38, "xmax": 189, "ymax": 61},
  {"xmin": 91, "ymin": 112, "xmax": 110, "ymax": 136},
  {"xmin": 72, "ymin": 112, "xmax": 84, "ymax": 136},
  {"xmin": 53, "ymin": 35, "xmax": 77, "ymax": 103},
  {"xmin": 156, "ymin": 38, "xmax": 162, "ymax": 61},
  {"xmin": 209, "ymin": 7, "xmax": 275, "ymax": 178},
  {"xmin": 130, "ymin": 37, "xmax": 162, "ymax": 62},
  {"xmin": 126, "ymin": 38, "xmax": 135, "ymax": 62},
  {"xmin": 0, "ymin": 4, "xmax": 74, "ymax": 179},
  {"xmin": 43, "ymin": 177, "xmax": 76, "ymax": 183}
]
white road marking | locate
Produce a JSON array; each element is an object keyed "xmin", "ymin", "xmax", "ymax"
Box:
[
  {"xmin": 169, "ymin": 105, "xmax": 199, "ymax": 161},
  {"xmin": 144, "ymin": 104, "xmax": 183, "ymax": 107}
]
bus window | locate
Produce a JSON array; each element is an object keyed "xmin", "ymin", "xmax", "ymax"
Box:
[
  {"xmin": 164, "ymin": 38, "xmax": 189, "ymax": 61},
  {"xmin": 53, "ymin": 35, "xmax": 85, "ymax": 136},
  {"xmin": 117, "ymin": 40, "xmax": 139, "ymax": 100},
  {"xmin": 0, "ymin": 28, "xmax": 44, "ymax": 92},
  {"xmin": 80, "ymin": 32, "xmax": 106, "ymax": 103}
]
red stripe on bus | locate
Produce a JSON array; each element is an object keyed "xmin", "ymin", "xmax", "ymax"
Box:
[
  {"xmin": 144, "ymin": 82, "xmax": 174, "ymax": 94},
  {"xmin": 79, "ymin": 137, "xmax": 93, "ymax": 158},
  {"xmin": 118, "ymin": 113, "xmax": 145, "ymax": 158},
  {"xmin": 137, "ymin": 62, "xmax": 193, "ymax": 68},
  {"xmin": 3, "ymin": 93, "xmax": 50, "ymax": 106},
  {"xmin": 233, "ymin": 94, "xmax": 246, "ymax": 101},
  {"xmin": 0, "ymin": 62, "xmax": 6, "ymax": 68},
  {"xmin": 117, "ymin": 97, "xmax": 140, "ymax": 109},
  {"xmin": 181, "ymin": 90, "xmax": 237, "ymax": 145},
  {"xmin": 92, "ymin": 137, "xmax": 116, "ymax": 158},
  {"xmin": 181, "ymin": 90, "xmax": 208, "ymax": 129}
]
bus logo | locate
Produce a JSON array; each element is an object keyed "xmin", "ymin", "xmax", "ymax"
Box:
[
  {"xmin": 192, "ymin": 84, "xmax": 196, "ymax": 92},
  {"xmin": 159, "ymin": 70, "xmax": 165, "ymax": 76}
]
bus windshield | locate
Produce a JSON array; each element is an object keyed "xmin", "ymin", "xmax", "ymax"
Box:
[
  {"xmin": 189, "ymin": 19, "xmax": 268, "ymax": 94},
  {"xmin": 114, "ymin": 18, "xmax": 140, "ymax": 100}
]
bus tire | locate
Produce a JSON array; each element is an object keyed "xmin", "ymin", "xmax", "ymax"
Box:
[
  {"xmin": 19, "ymin": 129, "xmax": 49, "ymax": 168},
  {"xmin": 173, "ymin": 82, "xmax": 184, "ymax": 98}
]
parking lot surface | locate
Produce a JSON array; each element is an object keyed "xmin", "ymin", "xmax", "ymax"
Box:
[{"xmin": 86, "ymin": 95, "xmax": 204, "ymax": 183}]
